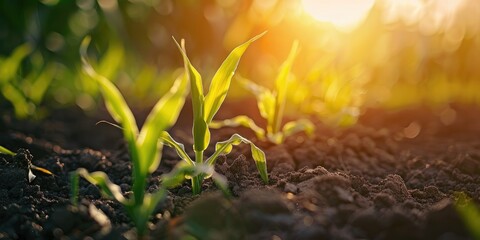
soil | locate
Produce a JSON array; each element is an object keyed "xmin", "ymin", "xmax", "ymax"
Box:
[{"xmin": 0, "ymin": 102, "xmax": 479, "ymax": 240}]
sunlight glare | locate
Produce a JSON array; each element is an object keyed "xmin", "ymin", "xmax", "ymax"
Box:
[{"xmin": 301, "ymin": 0, "xmax": 375, "ymax": 31}]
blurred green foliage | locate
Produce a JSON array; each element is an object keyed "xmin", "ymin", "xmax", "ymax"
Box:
[
  {"xmin": 211, "ymin": 41, "xmax": 315, "ymax": 143},
  {"xmin": 455, "ymin": 193, "xmax": 480, "ymax": 239},
  {"xmin": 1, "ymin": 0, "xmax": 479, "ymax": 124}
]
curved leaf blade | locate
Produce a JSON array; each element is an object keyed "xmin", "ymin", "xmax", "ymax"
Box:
[
  {"xmin": 0, "ymin": 146, "xmax": 15, "ymax": 156},
  {"xmin": 0, "ymin": 43, "xmax": 32, "ymax": 83},
  {"xmin": 160, "ymin": 131, "xmax": 194, "ymax": 166},
  {"xmin": 210, "ymin": 115, "xmax": 265, "ymax": 140},
  {"xmin": 2, "ymin": 84, "xmax": 32, "ymax": 118},
  {"xmin": 137, "ymin": 73, "xmax": 189, "ymax": 173},
  {"xmin": 273, "ymin": 40, "xmax": 299, "ymax": 134},
  {"xmin": 76, "ymin": 168, "xmax": 126, "ymax": 203},
  {"xmin": 238, "ymin": 76, "xmax": 275, "ymax": 130},
  {"xmin": 207, "ymin": 134, "xmax": 268, "ymax": 184},
  {"xmin": 204, "ymin": 31, "xmax": 266, "ymax": 124},
  {"xmin": 161, "ymin": 161, "xmax": 201, "ymax": 188},
  {"xmin": 80, "ymin": 37, "xmax": 139, "ymax": 151},
  {"xmin": 281, "ymin": 119, "xmax": 315, "ymax": 140}
]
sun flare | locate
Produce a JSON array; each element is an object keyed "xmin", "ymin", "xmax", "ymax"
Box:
[{"xmin": 301, "ymin": 0, "xmax": 375, "ymax": 31}]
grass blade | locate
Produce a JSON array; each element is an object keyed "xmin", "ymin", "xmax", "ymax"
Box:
[
  {"xmin": 210, "ymin": 115, "xmax": 266, "ymax": 140},
  {"xmin": 206, "ymin": 134, "xmax": 268, "ymax": 184},
  {"xmin": 203, "ymin": 31, "xmax": 266, "ymax": 124},
  {"xmin": 272, "ymin": 40, "xmax": 299, "ymax": 134},
  {"xmin": 137, "ymin": 73, "xmax": 189, "ymax": 173}
]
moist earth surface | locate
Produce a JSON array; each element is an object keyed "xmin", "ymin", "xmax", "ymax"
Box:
[{"xmin": 0, "ymin": 103, "xmax": 479, "ymax": 240}]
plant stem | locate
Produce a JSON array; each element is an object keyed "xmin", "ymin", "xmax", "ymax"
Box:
[
  {"xmin": 191, "ymin": 150, "xmax": 204, "ymax": 194},
  {"xmin": 136, "ymin": 218, "xmax": 147, "ymax": 239},
  {"xmin": 132, "ymin": 169, "xmax": 146, "ymax": 205},
  {"xmin": 191, "ymin": 176, "xmax": 202, "ymax": 194},
  {"xmin": 195, "ymin": 150, "xmax": 203, "ymax": 163}
]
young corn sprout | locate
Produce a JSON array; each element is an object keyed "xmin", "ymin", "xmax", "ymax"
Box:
[
  {"xmin": 291, "ymin": 64, "xmax": 365, "ymax": 127},
  {"xmin": 70, "ymin": 37, "xmax": 227, "ymax": 237},
  {"xmin": 162, "ymin": 32, "xmax": 269, "ymax": 195},
  {"xmin": 210, "ymin": 41, "xmax": 314, "ymax": 144}
]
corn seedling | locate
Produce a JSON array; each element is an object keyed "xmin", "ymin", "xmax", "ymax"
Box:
[
  {"xmin": 70, "ymin": 36, "xmax": 201, "ymax": 237},
  {"xmin": 210, "ymin": 41, "xmax": 314, "ymax": 144},
  {"xmin": 290, "ymin": 63, "xmax": 366, "ymax": 127},
  {"xmin": 161, "ymin": 32, "xmax": 268, "ymax": 195}
]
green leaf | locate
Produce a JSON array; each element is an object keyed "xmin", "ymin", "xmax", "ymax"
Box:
[
  {"xmin": 210, "ymin": 115, "xmax": 265, "ymax": 140},
  {"xmin": 137, "ymin": 73, "xmax": 189, "ymax": 174},
  {"xmin": 80, "ymin": 37, "xmax": 139, "ymax": 155},
  {"xmin": 160, "ymin": 131, "xmax": 194, "ymax": 166},
  {"xmin": 2, "ymin": 84, "xmax": 33, "ymax": 118},
  {"xmin": 98, "ymin": 40, "xmax": 124, "ymax": 80},
  {"xmin": 455, "ymin": 194, "xmax": 480, "ymax": 239},
  {"xmin": 161, "ymin": 161, "xmax": 202, "ymax": 189},
  {"xmin": 126, "ymin": 190, "xmax": 167, "ymax": 236},
  {"xmin": 203, "ymin": 31, "xmax": 266, "ymax": 124},
  {"xmin": 161, "ymin": 161, "xmax": 229, "ymax": 195},
  {"xmin": 77, "ymin": 168, "xmax": 126, "ymax": 203},
  {"xmin": 0, "ymin": 146, "xmax": 15, "ymax": 156},
  {"xmin": 238, "ymin": 76, "xmax": 275, "ymax": 130},
  {"xmin": 0, "ymin": 43, "xmax": 32, "ymax": 83},
  {"xmin": 173, "ymin": 38, "xmax": 210, "ymax": 153},
  {"xmin": 272, "ymin": 40, "xmax": 299, "ymax": 134},
  {"xmin": 206, "ymin": 134, "xmax": 268, "ymax": 184},
  {"xmin": 281, "ymin": 118, "xmax": 315, "ymax": 141},
  {"xmin": 333, "ymin": 107, "xmax": 360, "ymax": 127},
  {"xmin": 29, "ymin": 63, "xmax": 56, "ymax": 104}
]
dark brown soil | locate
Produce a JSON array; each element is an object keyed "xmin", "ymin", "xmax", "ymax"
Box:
[{"xmin": 0, "ymin": 103, "xmax": 479, "ymax": 240}]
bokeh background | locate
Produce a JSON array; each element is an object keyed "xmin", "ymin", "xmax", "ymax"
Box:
[{"xmin": 1, "ymin": 0, "xmax": 479, "ymax": 125}]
